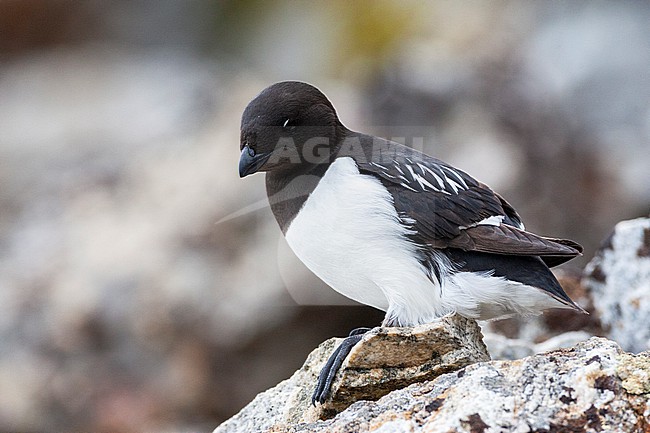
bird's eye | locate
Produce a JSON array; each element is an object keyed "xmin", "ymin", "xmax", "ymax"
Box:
[{"xmin": 282, "ymin": 118, "xmax": 291, "ymax": 129}]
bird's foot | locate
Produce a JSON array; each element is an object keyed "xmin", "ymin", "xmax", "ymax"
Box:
[{"xmin": 311, "ymin": 327, "xmax": 371, "ymax": 406}]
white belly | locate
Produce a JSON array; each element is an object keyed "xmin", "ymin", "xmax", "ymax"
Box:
[{"xmin": 284, "ymin": 157, "xmax": 446, "ymax": 325}]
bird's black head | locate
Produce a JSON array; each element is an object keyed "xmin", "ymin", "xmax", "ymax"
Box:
[{"xmin": 239, "ymin": 81, "xmax": 345, "ymax": 177}]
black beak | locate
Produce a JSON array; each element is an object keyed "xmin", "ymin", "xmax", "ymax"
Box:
[{"xmin": 239, "ymin": 145, "xmax": 271, "ymax": 177}]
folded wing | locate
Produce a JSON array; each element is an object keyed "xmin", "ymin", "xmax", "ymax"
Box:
[{"xmin": 355, "ymin": 142, "xmax": 582, "ymax": 266}]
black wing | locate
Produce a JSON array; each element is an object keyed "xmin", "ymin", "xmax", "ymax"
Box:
[{"xmin": 353, "ymin": 141, "xmax": 582, "ymax": 265}]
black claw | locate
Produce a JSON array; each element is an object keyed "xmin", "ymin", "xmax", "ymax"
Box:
[{"xmin": 312, "ymin": 328, "xmax": 371, "ymax": 406}]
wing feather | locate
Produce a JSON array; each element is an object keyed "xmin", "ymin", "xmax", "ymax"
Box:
[{"xmin": 352, "ymin": 139, "xmax": 582, "ymax": 263}]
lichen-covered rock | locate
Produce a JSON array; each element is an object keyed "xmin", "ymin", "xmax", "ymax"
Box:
[
  {"xmin": 583, "ymin": 216, "xmax": 650, "ymax": 353},
  {"xmin": 617, "ymin": 352, "xmax": 650, "ymax": 395},
  {"xmin": 320, "ymin": 315, "xmax": 489, "ymax": 417},
  {"xmin": 214, "ymin": 315, "xmax": 489, "ymax": 432},
  {"xmin": 221, "ymin": 338, "xmax": 649, "ymax": 433},
  {"xmin": 215, "ymin": 328, "xmax": 650, "ymax": 433}
]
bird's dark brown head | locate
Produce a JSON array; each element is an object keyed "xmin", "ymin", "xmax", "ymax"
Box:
[{"xmin": 239, "ymin": 81, "xmax": 345, "ymax": 177}]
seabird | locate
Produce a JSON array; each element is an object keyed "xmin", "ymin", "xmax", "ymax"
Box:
[{"xmin": 238, "ymin": 81, "xmax": 584, "ymax": 404}]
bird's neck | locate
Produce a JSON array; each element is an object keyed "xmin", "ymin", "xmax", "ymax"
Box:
[{"xmin": 265, "ymin": 162, "xmax": 330, "ymax": 233}]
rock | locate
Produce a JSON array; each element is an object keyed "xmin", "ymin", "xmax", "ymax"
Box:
[
  {"xmin": 583, "ymin": 216, "xmax": 650, "ymax": 353},
  {"xmin": 214, "ymin": 315, "xmax": 489, "ymax": 432},
  {"xmin": 617, "ymin": 352, "xmax": 650, "ymax": 395},
  {"xmin": 216, "ymin": 338, "xmax": 650, "ymax": 433},
  {"xmin": 319, "ymin": 315, "xmax": 489, "ymax": 417}
]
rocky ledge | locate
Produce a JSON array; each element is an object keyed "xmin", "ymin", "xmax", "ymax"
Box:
[
  {"xmin": 215, "ymin": 316, "xmax": 650, "ymax": 433},
  {"xmin": 216, "ymin": 217, "xmax": 650, "ymax": 433}
]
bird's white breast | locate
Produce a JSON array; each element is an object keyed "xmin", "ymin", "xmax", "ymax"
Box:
[{"xmin": 284, "ymin": 157, "xmax": 446, "ymax": 325}]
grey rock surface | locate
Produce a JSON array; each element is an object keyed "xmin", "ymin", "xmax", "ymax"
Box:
[
  {"xmin": 583, "ymin": 216, "xmax": 650, "ymax": 353},
  {"xmin": 320, "ymin": 315, "xmax": 489, "ymax": 416},
  {"xmin": 216, "ymin": 338, "xmax": 650, "ymax": 433},
  {"xmin": 214, "ymin": 315, "xmax": 489, "ymax": 432}
]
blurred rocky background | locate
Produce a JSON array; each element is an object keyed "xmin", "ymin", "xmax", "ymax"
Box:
[{"xmin": 1, "ymin": 1, "xmax": 649, "ymax": 431}]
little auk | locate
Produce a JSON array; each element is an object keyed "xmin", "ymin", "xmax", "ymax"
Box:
[{"xmin": 238, "ymin": 81, "xmax": 584, "ymax": 405}]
